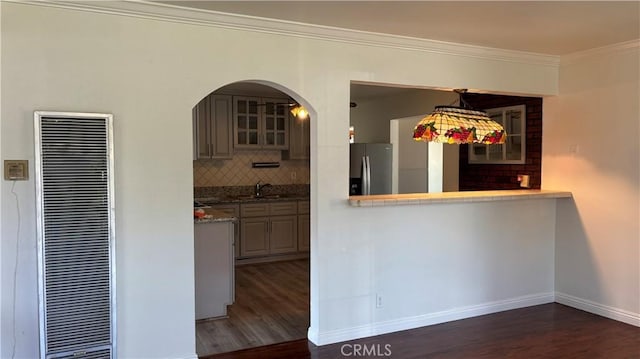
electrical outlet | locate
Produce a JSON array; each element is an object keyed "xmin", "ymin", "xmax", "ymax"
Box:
[
  {"xmin": 569, "ymin": 144, "xmax": 579, "ymax": 154},
  {"xmin": 376, "ymin": 293, "xmax": 383, "ymax": 308}
]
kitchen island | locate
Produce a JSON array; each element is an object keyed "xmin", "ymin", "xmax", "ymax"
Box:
[{"xmin": 194, "ymin": 209, "xmax": 237, "ymax": 320}]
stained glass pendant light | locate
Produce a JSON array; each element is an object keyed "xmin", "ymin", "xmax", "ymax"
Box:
[{"xmin": 413, "ymin": 91, "xmax": 506, "ymax": 145}]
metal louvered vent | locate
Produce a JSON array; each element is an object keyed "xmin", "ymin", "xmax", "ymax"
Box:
[{"xmin": 35, "ymin": 112, "xmax": 115, "ymax": 359}]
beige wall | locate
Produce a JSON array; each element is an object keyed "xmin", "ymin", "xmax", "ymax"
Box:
[
  {"xmin": 194, "ymin": 151, "xmax": 310, "ymax": 187},
  {"xmin": 543, "ymin": 42, "xmax": 640, "ymax": 323}
]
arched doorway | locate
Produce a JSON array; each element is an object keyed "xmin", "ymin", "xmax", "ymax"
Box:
[{"xmin": 192, "ymin": 81, "xmax": 312, "ymax": 356}]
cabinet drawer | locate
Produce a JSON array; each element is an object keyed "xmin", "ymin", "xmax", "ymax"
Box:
[
  {"xmin": 269, "ymin": 201, "xmax": 297, "ymax": 216},
  {"xmin": 241, "ymin": 203, "xmax": 270, "ymax": 217},
  {"xmin": 208, "ymin": 204, "xmax": 239, "ymax": 216},
  {"xmin": 297, "ymin": 200, "xmax": 309, "ymax": 215}
]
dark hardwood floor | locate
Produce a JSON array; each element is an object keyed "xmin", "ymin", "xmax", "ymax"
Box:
[
  {"xmin": 196, "ymin": 259, "xmax": 310, "ymax": 356},
  {"xmin": 202, "ymin": 303, "xmax": 640, "ymax": 359}
]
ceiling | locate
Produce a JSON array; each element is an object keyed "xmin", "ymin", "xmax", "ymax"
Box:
[{"xmin": 160, "ymin": 1, "xmax": 639, "ymax": 55}]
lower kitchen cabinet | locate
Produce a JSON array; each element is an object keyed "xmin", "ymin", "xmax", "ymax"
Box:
[
  {"xmin": 297, "ymin": 200, "xmax": 310, "ymax": 252},
  {"xmin": 240, "ymin": 201, "xmax": 300, "ymax": 259},
  {"xmin": 297, "ymin": 214, "xmax": 310, "ymax": 252},
  {"xmin": 240, "ymin": 217, "xmax": 270, "ymax": 257},
  {"xmin": 270, "ymin": 215, "xmax": 298, "ymax": 254}
]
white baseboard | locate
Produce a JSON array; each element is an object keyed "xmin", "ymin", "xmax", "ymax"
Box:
[
  {"xmin": 312, "ymin": 292, "xmax": 554, "ymax": 346},
  {"xmin": 555, "ymin": 292, "xmax": 640, "ymax": 327}
]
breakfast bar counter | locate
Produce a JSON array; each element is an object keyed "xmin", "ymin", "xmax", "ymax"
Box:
[{"xmin": 349, "ymin": 189, "xmax": 572, "ymax": 207}]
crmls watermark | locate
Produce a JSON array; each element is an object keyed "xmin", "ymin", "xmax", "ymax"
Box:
[{"xmin": 340, "ymin": 343, "xmax": 392, "ymax": 357}]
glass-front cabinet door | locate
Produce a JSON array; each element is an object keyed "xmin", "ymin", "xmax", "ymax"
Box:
[
  {"xmin": 233, "ymin": 96, "xmax": 290, "ymax": 149},
  {"xmin": 234, "ymin": 97, "xmax": 260, "ymax": 148},
  {"xmin": 262, "ymin": 98, "xmax": 289, "ymax": 149}
]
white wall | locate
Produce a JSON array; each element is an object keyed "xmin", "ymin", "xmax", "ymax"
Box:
[
  {"xmin": 390, "ymin": 116, "xmax": 460, "ymax": 194},
  {"xmin": 1, "ymin": 3, "xmax": 561, "ymax": 358},
  {"xmin": 443, "ymin": 145, "xmax": 460, "ymax": 192},
  {"xmin": 351, "ymin": 89, "xmax": 457, "ymax": 143},
  {"xmin": 368, "ymin": 90, "xmax": 460, "ymax": 193},
  {"xmin": 543, "ymin": 42, "xmax": 640, "ymax": 325},
  {"xmin": 320, "ymin": 198, "xmax": 557, "ymax": 344},
  {"xmin": 426, "ymin": 143, "xmax": 460, "ymax": 193},
  {"xmin": 391, "ymin": 117, "xmax": 428, "ymax": 193}
]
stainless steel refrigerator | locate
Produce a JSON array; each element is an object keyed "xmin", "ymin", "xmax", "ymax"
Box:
[{"xmin": 349, "ymin": 143, "xmax": 393, "ymax": 195}]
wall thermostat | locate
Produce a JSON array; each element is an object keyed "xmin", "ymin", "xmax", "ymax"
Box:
[{"xmin": 4, "ymin": 160, "xmax": 29, "ymax": 180}]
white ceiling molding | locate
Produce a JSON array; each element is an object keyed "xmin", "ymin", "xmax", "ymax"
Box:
[
  {"xmin": 561, "ymin": 39, "xmax": 640, "ymax": 66},
  {"xmin": 10, "ymin": 0, "xmax": 560, "ymax": 67}
]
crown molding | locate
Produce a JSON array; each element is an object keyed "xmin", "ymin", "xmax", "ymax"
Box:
[
  {"xmin": 9, "ymin": 0, "xmax": 560, "ymax": 67},
  {"xmin": 561, "ymin": 39, "xmax": 640, "ymax": 66}
]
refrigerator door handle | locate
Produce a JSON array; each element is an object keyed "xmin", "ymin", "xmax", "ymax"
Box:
[
  {"xmin": 361, "ymin": 156, "xmax": 367, "ymax": 195},
  {"xmin": 365, "ymin": 156, "xmax": 372, "ymax": 195}
]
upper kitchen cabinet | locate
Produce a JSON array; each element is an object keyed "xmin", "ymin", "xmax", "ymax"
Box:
[
  {"xmin": 283, "ymin": 115, "xmax": 310, "ymax": 160},
  {"xmin": 233, "ymin": 96, "xmax": 289, "ymax": 150},
  {"xmin": 233, "ymin": 96, "xmax": 260, "ymax": 147},
  {"xmin": 193, "ymin": 94, "xmax": 234, "ymax": 160}
]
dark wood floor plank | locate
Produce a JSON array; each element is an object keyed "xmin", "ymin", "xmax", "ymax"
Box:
[{"xmin": 202, "ymin": 303, "xmax": 640, "ymax": 359}]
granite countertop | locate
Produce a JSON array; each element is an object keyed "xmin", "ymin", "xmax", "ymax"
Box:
[
  {"xmin": 196, "ymin": 194, "xmax": 310, "ymax": 205},
  {"xmin": 194, "ymin": 209, "xmax": 237, "ymax": 224},
  {"xmin": 194, "ymin": 194, "xmax": 309, "ymax": 223}
]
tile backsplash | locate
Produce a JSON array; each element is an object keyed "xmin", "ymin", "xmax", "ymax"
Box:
[{"xmin": 194, "ymin": 150, "xmax": 310, "ymax": 187}]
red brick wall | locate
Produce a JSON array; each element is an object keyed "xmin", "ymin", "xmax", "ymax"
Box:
[{"xmin": 458, "ymin": 93, "xmax": 542, "ymax": 190}]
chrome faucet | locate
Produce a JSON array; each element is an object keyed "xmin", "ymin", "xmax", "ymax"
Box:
[{"xmin": 255, "ymin": 181, "xmax": 272, "ymax": 197}]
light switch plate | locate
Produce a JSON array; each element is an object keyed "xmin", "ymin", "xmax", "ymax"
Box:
[
  {"xmin": 517, "ymin": 174, "xmax": 530, "ymax": 188},
  {"xmin": 4, "ymin": 160, "xmax": 29, "ymax": 180}
]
